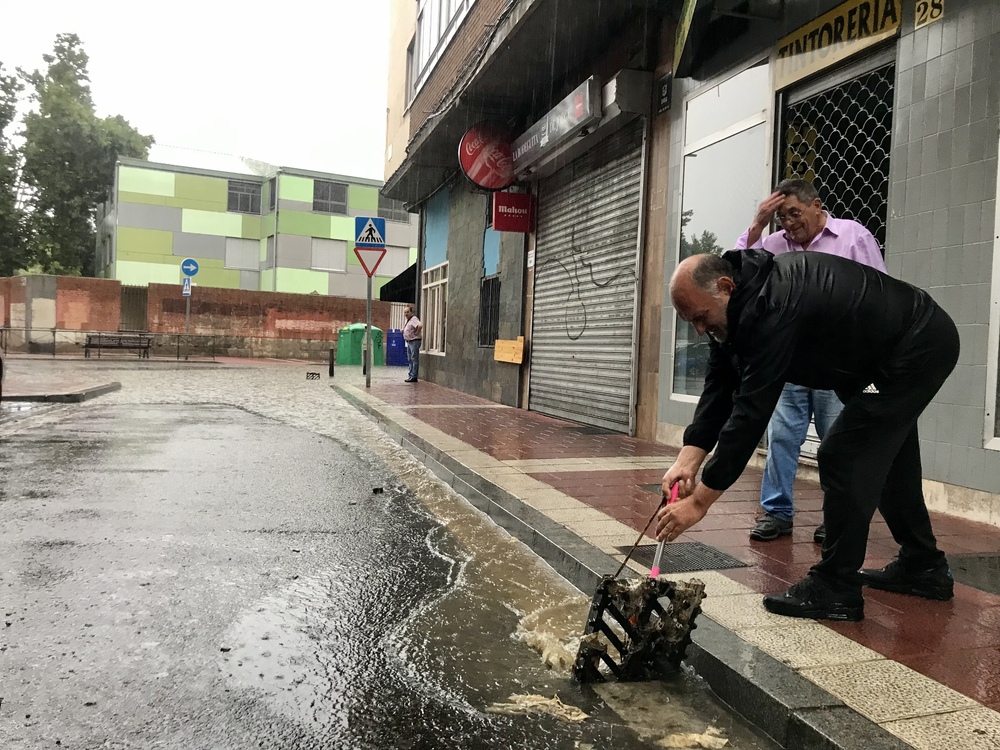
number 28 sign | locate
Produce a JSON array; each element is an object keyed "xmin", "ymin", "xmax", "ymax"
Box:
[{"xmin": 915, "ymin": 0, "xmax": 943, "ymax": 29}]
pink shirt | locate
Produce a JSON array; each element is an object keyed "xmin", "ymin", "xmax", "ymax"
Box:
[
  {"xmin": 735, "ymin": 214, "xmax": 887, "ymax": 272},
  {"xmin": 403, "ymin": 316, "xmax": 422, "ymax": 341}
]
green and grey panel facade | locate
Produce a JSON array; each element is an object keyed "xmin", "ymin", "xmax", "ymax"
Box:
[{"xmin": 97, "ymin": 158, "xmax": 417, "ymax": 298}]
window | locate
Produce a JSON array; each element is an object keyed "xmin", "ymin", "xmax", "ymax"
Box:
[
  {"xmin": 415, "ymin": 0, "xmax": 476, "ymax": 83},
  {"xmin": 311, "ymin": 238, "xmax": 347, "ymax": 272},
  {"xmin": 313, "ymin": 180, "xmax": 348, "ymax": 214},
  {"xmin": 378, "ymin": 195, "xmax": 410, "ymax": 224},
  {"xmin": 405, "ymin": 38, "xmax": 416, "ymax": 106},
  {"xmin": 673, "ymin": 62, "xmax": 770, "ymax": 398},
  {"xmin": 225, "ymin": 238, "xmax": 259, "ymax": 270},
  {"xmin": 478, "ymin": 274, "xmax": 500, "ymax": 347},
  {"xmin": 268, "ymin": 177, "xmax": 277, "ymax": 212},
  {"xmin": 421, "ymin": 262, "xmax": 448, "ymax": 353},
  {"xmin": 228, "ymin": 180, "xmax": 261, "ymax": 214}
]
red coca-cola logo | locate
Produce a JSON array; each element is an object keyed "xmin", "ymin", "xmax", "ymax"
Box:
[{"xmin": 458, "ymin": 123, "xmax": 515, "ymax": 191}]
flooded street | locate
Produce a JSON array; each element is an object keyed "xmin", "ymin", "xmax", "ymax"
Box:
[{"xmin": 0, "ymin": 358, "xmax": 776, "ymax": 749}]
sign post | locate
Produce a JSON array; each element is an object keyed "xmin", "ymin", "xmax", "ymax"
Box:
[
  {"xmin": 180, "ymin": 258, "xmax": 199, "ymax": 336},
  {"xmin": 354, "ymin": 218, "xmax": 387, "ymax": 388}
]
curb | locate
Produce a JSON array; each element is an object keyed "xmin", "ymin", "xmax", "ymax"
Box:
[
  {"xmin": 336, "ymin": 384, "xmax": 912, "ymax": 750},
  {"xmin": 3, "ymin": 381, "xmax": 123, "ymax": 403}
]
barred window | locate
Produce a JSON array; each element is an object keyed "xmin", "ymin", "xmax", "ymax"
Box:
[
  {"xmin": 378, "ymin": 195, "xmax": 411, "ymax": 224},
  {"xmin": 313, "ymin": 180, "xmax": 348, "ymax": 214},
  {"xmin": 478, "ymin": 274, "xmax": 500, "ymax": 347},
  {"xmin": 228, "ymin": 180, "xmax": 261, "ymax": 214}
]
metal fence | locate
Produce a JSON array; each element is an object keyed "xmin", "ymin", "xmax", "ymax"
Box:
[{"xmin": 0, "ymin": 328, "xmax": 217, "ymax": 361}]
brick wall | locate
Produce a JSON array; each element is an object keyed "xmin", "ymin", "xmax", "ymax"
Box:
[
  {"xmin": 146, "ymin": 284, "xmax": 391, "ymax": 340},
  {"xmin": 56, "ymin": 277, "xmax": 121, "ymax": 331},
  {"xmin": 409, "ymin": 0, "xmax": 507, "ymax": 139}
]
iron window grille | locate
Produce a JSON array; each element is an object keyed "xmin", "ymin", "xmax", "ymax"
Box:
[
  {"xmin": 478, "ymin": 274, "xmax": 501, "ymax": 347},
  {"xmin": 779, "ymin": 63, "xmax": 894, "ymax": 251},
  {"xmin": 313, "ymin": 180, "xmax": 349, "ymax": 215},
  {"xmin": 378, "ymin": 195, "xmax": 411, "ymax": 224},
  {"xmin": 228, "ymin": 180, "xmax": 262, "ymax": 215}
]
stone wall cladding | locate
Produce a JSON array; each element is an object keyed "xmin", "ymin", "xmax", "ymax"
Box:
[{"xmin": 422, "ymin": 183, "xmax": 524, "ymax": 405}]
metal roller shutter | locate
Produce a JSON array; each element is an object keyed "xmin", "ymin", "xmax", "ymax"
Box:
[{"xmin": 528, "ymin": 120, "xmax": 643, "ymax": 432}]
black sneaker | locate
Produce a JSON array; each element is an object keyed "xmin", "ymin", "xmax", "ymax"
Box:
[
  {"xmin": 859, "ymin": 557, "xmax": 954, "ymax": 601},
  {"xmin": 813, "ymin": 523, "xmax": 826, "ymax": 544},
  {"xmin": 749, "ymin": 513, "xmax": 793, "ymax": 541},
  {"xmin": 763, "ymin": 575, "xmax": 864, "ymax": 621}
]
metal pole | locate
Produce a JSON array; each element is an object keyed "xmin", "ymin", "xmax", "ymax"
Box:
[
  {"xmin": 329, "ymin": 347, "xmax": 335, "ymax": 378},
  {"xmin": 365, "ymin": 275, "xmax": 372, "ymax": 389},
  {"xmin": 185, "ymin": 295, "xmax": 190, "ymax": 334}
]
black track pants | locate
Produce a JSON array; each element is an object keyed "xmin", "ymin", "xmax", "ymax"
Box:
[{"xmin": 811, "ymin": 304, "xmax": 960, "ymax": 589}]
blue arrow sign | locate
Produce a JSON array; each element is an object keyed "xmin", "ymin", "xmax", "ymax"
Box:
[
  {"xmin": 181, "ymin": 258, "xmax": 200, "ymax": 277},
  {"xmin": 355, "ymin": 217, "xmax": 386, "ymax": 248},
  {"xmin": 182, "ymin": 277, "xmax": 192, "ymax": 297}
]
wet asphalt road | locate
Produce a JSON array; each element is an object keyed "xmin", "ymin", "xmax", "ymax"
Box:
[{"xmin": 0, "ymin": 359, "xmax": 777, "ymax": 750}]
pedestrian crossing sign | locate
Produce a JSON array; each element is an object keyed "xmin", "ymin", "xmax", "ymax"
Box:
[{"xmin": 355, "ymin": 216, "xmax": 386, "ymax": 247}]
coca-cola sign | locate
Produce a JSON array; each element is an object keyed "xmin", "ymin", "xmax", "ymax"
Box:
[{"xmin": 458, "ymin": 123, "xmax": 515, "ymax": 191}]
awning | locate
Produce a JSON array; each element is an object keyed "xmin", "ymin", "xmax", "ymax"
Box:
[{"xmin": 379, "ymin": 263, "xmax": 417, "ymax": 303}]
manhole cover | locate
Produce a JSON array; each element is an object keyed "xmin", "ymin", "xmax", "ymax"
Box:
[
  {"xmin": 618, "ymin": 542, "xmax": 748, "ymax": 573},
  {"xmin": 950, "ymin": 553, "xmax": 1000, "ymax": 596}
]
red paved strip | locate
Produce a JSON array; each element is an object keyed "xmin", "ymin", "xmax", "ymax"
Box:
[{"xmin": 403, "ymin": 406, "xmax": 674, "ymax": 460}]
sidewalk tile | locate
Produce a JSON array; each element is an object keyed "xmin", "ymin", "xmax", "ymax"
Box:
[
  {"xmin": 738, "ymin": 622, "xmax": 884, "ymax": 669},
  {"xmin": 801, "ymin": 660, "xmax": 978, "ymax": 722},
  {"xmin": 884, "ymin": 708, "xmax": 1000, "ymax": 750}
]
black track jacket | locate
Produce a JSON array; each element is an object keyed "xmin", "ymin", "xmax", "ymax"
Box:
[{"xmin": 684, "ymin": 249, "xmax": 941, "ymax": 491}]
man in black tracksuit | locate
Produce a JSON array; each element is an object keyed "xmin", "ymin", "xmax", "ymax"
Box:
[{"xmin": 656, "ymin": 249, "xmax": 958, "ymax": 621}]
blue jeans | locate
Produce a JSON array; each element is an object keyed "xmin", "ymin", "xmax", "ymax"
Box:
[
  {"xmin": 761, "ymin": 383, "xmax": 843, "ymax": 521},
  {"xmin": 406, "ymin": 339, "xmax": 421, "ymax": 380}
]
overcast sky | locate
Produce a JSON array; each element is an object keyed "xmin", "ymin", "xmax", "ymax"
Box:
[{"xmin": 1, "ymin": 0, "xmax": 391, "ymax": 180}]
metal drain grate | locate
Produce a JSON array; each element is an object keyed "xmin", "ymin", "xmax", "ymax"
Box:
[
  {"xmin": 950, "ymin": 554, "xmax": 1000, "ymax": 596},
  {"xmin": 618, "ymin": 542, "xmax": 748, "ymax": 574}
]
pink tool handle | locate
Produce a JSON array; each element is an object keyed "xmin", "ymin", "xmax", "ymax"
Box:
[{"xmin": 649, "ymin": 483, "xmax": 680, "ymax": 578}]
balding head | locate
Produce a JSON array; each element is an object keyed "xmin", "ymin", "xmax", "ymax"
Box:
[{"xmin": 670, "ymin": 253, "xmax": 736, "ymax": 343}]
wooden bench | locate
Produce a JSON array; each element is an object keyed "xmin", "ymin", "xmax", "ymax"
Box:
[{"xmin": 84, "ymin": 333, "xmax": 153, "ymax": 359}]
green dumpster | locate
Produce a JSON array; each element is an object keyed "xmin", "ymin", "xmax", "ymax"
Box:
[{"xmin": 336, "ymin": 323, "xmax": 384, "ymax": 366}]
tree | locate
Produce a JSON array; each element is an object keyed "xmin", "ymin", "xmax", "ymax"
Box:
[
  {"xmin": 679, "ymin": 209, "xmax": 724, "ymax": 258},
  {"xmin": 0, "ymin": 63, "xmax": 25, "ymax": 276},
  {"xmin": 19, "ymin": 34, "xmax": 153, "ymax": 276}
]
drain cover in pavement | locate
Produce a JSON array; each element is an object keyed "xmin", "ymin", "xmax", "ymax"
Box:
[
  {"xmin": 950, "ymin": 553, "xmax": 1000, "ymax": 596},
  {"xmin": 618, "ymin": 542, "xmax": 748, "ymax": 573}
]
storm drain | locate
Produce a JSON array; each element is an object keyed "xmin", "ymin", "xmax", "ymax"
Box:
[
  {"xmin": 618, "ymin": 542, "xmax": 748, "ymax": 574},
  {"xmin": 950, "ymin": 553, "xmax": 1000, "ymax": 596}
]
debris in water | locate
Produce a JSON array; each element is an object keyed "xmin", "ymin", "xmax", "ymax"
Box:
[
  {"xmin": 657, "ymin": 726, "xmax": 728, "ymax": 748},
  {"xmin": 574, "ymin": 577, "xmax": 706, "ymax": 682},
  {"xmin": 486, "ymin": 694, "xmax": 589, "ymax": 723}
]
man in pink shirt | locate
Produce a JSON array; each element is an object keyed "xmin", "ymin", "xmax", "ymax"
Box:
[
  {"xmin": 402, "ymin": 304, "xmax": 423, "ymax": 383},
  {"xmin": 736, "ymin": 179, "xmax": 886, "ymax": 544}
]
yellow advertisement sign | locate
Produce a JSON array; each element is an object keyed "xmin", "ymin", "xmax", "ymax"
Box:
[{"xmin": 774, "ymin": 0, "xmax": 901, "ymax": 90}]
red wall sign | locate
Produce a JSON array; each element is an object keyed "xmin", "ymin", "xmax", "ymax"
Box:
[
  {"xmin": 458, "ymin": 123, "xmax": 515, "ymax": 191},
  {"xmin": 492, "ymin": 192, "xmax": 535, "ymax": 233}
]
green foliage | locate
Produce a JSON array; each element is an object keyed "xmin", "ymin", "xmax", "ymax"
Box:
[
  {"xmin": 19, "ymin": 33, "xmax": 154, "ymax": 276},
  {"xmin": 679, "ymin": 209, "xmax": 724, "ymax": 258},
  {"xmin": 0, "ymin": 63, "xmax": 24, "ymax": 276}
]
